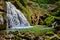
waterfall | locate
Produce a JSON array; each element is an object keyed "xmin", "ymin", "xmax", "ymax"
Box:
[{"xmin": 6, "ymin": 2, "xmax": 33, "ymax": 29}]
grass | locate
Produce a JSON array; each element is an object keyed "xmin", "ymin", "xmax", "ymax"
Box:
[
  {"xmin": 6, "ymin": 25, "xmax": 54, "ymax": 35},
  {"xmin": 23, "ymin": 26, "xmax": 54, "ymax": 35},
  {"xmin": 0, "ymin": 25, "xmax": 54, "ymax": 35}
]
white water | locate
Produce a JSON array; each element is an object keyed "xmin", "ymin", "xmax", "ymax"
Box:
[
  {"xmin": 52, "ymin": 21, "xmax": 57, "ymax": 28},
  {"xmin": 6, "ymin": 2, "xmax": 33, "ymax": 29}
]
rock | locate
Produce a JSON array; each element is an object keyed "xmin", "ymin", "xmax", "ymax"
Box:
[
  {"xmin": 5, "ymin": 35, "xmax": 11, "ymax": 39},
  {"xmin": 0, "ymin": 1, "xmax": 6, "ymax": 30},
  {"xmin": 54, "ymin": 25, "xmax": 60, "ymax": 31},
  {"xmin": 51, "ymin": 37, "xmax": 60, "ymax": 40},
  {"xmin": 0, "ymin": 37, "xmax": 6, "ymax": 40},
  {"xmin": 0, "ymin": 15, "xmax": 6, "ymax": 30},
  {"xmin": 0, "ymin": 15, "xmax": 4, "ymax": 24}
]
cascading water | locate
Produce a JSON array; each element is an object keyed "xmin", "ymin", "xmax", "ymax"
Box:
[{"xmin": 6, "ymin": 2, "xmax": 33, "ymax": 30}]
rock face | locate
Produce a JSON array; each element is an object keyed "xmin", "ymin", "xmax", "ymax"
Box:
[
  {"xmin": 0, "ymin": 15, "xmax": 4, "ymax": 24},
  {"xmin": 0, "ymin": 1, "xmax": 6, "ymax": 30}
]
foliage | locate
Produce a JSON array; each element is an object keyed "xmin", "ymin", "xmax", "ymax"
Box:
[
  {"xmin": 51, "ymin": 9, "xmax": 60, "ymax": 16},
  {"xmin": 15, "ymin": 0, "xmax": 32, "ymax": 25},
  {"xmin": 30, "ymin": 0, "xmax": 58, "ymax": 4},
  {"xmin": 45, "ymin": 16, "xmax": 55, "ymax": 26},
  {"xmin": 19, "ymin": 0, "xmax": 28, "ymax": 7},
  {"xmin": 30, "ymin": 0, "xmax": 48, "ymax": 4},
  {"xmin": 40, "ymin": 4, "xmax": 48, "ymax": 9},
  {"xmin": 24, "ymin": 26, "xmax": 53, "ymax": 35},
  {"xmin": 55, "ymin": 1, "xmax": 60, "ymax": 7}
]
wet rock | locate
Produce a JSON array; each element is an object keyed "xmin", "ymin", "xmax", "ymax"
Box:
[
  {"xmin": 12, "ymin": 31, "xmax": 19, "ymax": 35},
  {"xmin": 0, "ymin": 1, "xmax": 6, "ymax": 30},
  {"xmin": 45, "ymin": 36, "xmax": 50, "ymax": 40},
  {"xmin": 5, "ymin": 35, "xmax": 11, "ymax": 39},
  {"xmin": 0, "ymin": 15, "xmax": 4, "ymax": 24}
]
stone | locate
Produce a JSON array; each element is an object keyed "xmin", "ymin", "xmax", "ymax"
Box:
[{"xmin": 0, "ymin": 15, "xmax": 4, "ymax": 24}]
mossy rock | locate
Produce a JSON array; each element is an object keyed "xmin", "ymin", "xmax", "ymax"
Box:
[
  {"xmin": 5, "ymin": 35, "xmax": 11, "ymax": 39},
  {"xmin": 51, "ymin": 37, "xmax": 60, "ymax": 40},
  {"xmin": 46, "ymin": 31, "xmax": 54, "ymax": 36}
]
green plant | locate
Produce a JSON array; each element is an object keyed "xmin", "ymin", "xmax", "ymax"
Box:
[
  {"xmin": 51, "ymin": 7, "xmax": 60, "ymax": 16},
  {"xmin": 55, "ymin": 1, "xmax": 60, "ymax": 7},
  {"xmin": 32, "ymin": 0, "xmax": 48, "ymax": 4},
  {"xmin": 45, "ymin": 16, "xmax": 55, "ymax": 26}
]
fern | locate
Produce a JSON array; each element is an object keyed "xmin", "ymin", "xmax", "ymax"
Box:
[{"xmin": 45, "ymin": 16, "xmax": 55, "ymax": 26}]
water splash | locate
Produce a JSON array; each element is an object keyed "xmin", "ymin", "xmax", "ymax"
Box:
[
  {"xmin": 52, "ymin": 21, "xmax": 57, "ymax": 28},
  {"xmin": 6, "ymin": 2, "xmax": 32, "ymax": 29}
]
